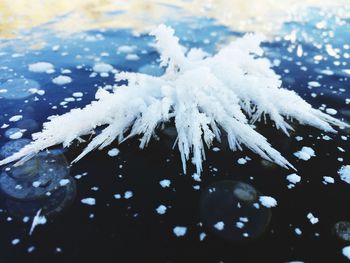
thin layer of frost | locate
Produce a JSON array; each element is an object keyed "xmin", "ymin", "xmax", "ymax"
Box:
[{"xmin": 0, "ymin": 25, "xmax": 348, "ymax": 175}]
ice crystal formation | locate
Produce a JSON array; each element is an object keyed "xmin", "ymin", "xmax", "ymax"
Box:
[{"xmin": 0, "ymin": 25, "xmax": 347, "ymax": 174}]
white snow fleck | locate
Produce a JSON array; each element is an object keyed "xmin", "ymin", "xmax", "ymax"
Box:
[
  {"xmin": 27, "ymin": 246, "xmax": 35, "ymax": 253},
  {"xmin": 9, "ymin": 115, "xmax": 23, "ymax": 122},
  {"xmin": 113, "ymin": 194, "xmax": 121, "ymax": 199},
  {"xmin": 343, "ymin": 246, "xmax": 350, "ymax": 260},
  {"xmin": 29, "ymin": 209, "xmax": 47, "ymax": 235},
  {"xmin": 9, "ymin": 131, "xmax": 23, "ymax": 140},
  {"xmin": 117, "ymin": 45, "xmax": 136, "ymax": 53},
  {"xmin": 296, "ymin": 45, "xmax": 303, "ymax": 57},
  {"xmin": 295, "ymin": 228, "xmax": 302, "ymax": 235},
  {"xmin": 237, "ymin": 158, "xmax": 247, "ymax": 165},
  {"xmin": 28, "ymin": 62, "xmax": 54, "ymax": 73},
  {"xmin": 81, "ymin": 197, "xmax": 96, "ymax": 206},
  {"xmin": 236, "ymin": 222, "xmax": 244, "ymax": 228},
  {"xmin": 124, "ymin": 191, "xmax": 133, "ymax": 199},
  {"xmin": 286, "ymin": 173, "xmax": 301, "ymax": 184},
  {"xmin": 11, "ymin": 238, "xmax": 20, "ymax": 245},
  {"xmin": 192, "ymin": 173, "xmax": 201, "ymax": 182},
  {"xmin": 93, "ymin": 63, "xmax": 114, "ymax": 73},
  {"xmin": 125, "ymin": 54, "xmax": 140, "ymax": 61},
  {"xmin": 325, "ymin": 108, "xmax": 337, "ymax": 115},
  {"xmin": 156, "ymin": 205, "xmax": 167, "ymax": 215},
  {"xmin": 72, "ymin": 92, "xmax": 84, "ymax": 98},
  {"xmin": 0, "ymin": 25, "xmax": 347, "ymax": 174},
  {"xmin": 307, "ymin": 213, "xmax": 319, "ymax": 224},
  {"xmin": 173, "ymin": 226, "xmax": 187, "ymax": 237},
  {"xmin": 199, "ymin": 232, "xmax": 206, "ymax": 241},
  {"xmin": 339, "ymin": 165, "xmax": 350, "ymax": 184},
  {"xmin": 308, "ymin": 81, "xmax": 321, "ymax": 88},
  {"xmin": 32, "ymin": 181, "xmax": 41, "ymax": 188},
  {"xmin": 59, "ymin": 179, "xmax": 70, "ymax": 186},
  {"xmin": 294, "ymin": 146, "xmax": 315, "ymax": 161},
  {"xmin": 52, "ymin": 75, "xmax": 72, "ymax": 85},
  {"xmin": 213, "ymin": 221, "xmax": 225, "ymax": 231},
  {"xmin": 107, "ymin": 148, "xmax": 120, "ymax": 157},
  {"xmin": 159, "ymin": 179, "xmax": 171, "ymax": 188},
  {"xmin": 323, "ymin": 176, "xmax": 335, "ymax": 184},
  {"xmin": 259, "ymin": 196, "xmax": 277, "ymax": 208}
]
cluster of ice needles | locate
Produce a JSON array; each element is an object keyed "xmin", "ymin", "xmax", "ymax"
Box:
[{"xmin": 0, "ymin": 25, "xmax": 347, "ymax": 174}]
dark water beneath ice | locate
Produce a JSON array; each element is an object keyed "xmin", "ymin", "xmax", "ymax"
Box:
[{"xmin": 0, "ymin": 10, "xmax": 349, "ymax": 263}]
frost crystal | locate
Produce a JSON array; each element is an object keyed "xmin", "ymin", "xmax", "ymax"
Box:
[{"xmin": 0, "ymin": 25, "xmax": 347, "ymax": 175}]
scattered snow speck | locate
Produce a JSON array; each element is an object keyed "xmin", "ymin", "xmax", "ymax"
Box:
[
  {"xmin": 236, "ymin": 222, "xmax": 244, "ymax": 228},
  {"xmin": 237, "ymin": 158, "xmax": 247, "ymax": 165},
  {"xmin": 192, "ymin": 173, "xmax": 201, "ymax": 182},
  {"xmin": 117, "ymin": 45, "xmax": 136, "ymax": 53},
  {"xmin": 325, "ymin": 108, "xmax": 337, "ymax": 115},
  {"xmin": 59, "ymin": 179, "xmax": 70, "ymax": 186},
  {"xmin": 124, "ymin": 191, "xmax": 133, "ymax": 199},
  {"xmin": 125, "ymin": 54, "xmax": 140, "ymax": 61},
  {"xmin": 173, "ymin": 226, "xmax": 187, "ymax": 237},
  {"xmin": 28, "ymin": 62, "xmax": 54, "ymax": 73},
  {"xmin": 52, "ymin": 75, "xmax": 72, "ymax": 85},
  {"xmin": 93, "ymin": 63, "xmax": 114, "ymax": 73},
  {"xmin": 294, "ymin": 146, "xmax": 315, "ymax": 161},
  {"xmin": 9, "ymin": 115, "xmax": 23, "ymax": 122},
  {"xmin": 11, "ymin": 238, "xmax": 20, "ymax": 245},
  {"xmin": 259, "ymin": 196, "xmax": 277, "ymax": 208},
  {"xmin": 295, "ymin": 228, "xmax": 302, "ymax": 235},
  {"xmin": 107, "ymin": 148, "xmax": 120, "ymax": 157},
  {"xmin": 156, "ymin": 205, "xmax": 167, "ymax": 215},
  {"xmin": 32, "ymin": 181, "xmax": 41, "ymax": 188},
  {"xmin": 343, "ymin": 246, "xmax": 350, "ymax": 260},
  {"xmin": 286, "ymin": 173, "xmax": 301, "ymax": 184},
  {"xmin": 72, "ymin": 92, "xmax": 83, "ymax": 98},
  {"xmin": 323, "ymin": 176, "xmax": 335, "ymax": 185},
  {"xmin": 29, "ymin": 209, "xmax": 47, "ymax": 235},
  {"xmin": 339, "ymin": 165, "xmax": 350, "ymax": 184},
  {"xmin": 81, "ymin": 197, "xmax": 96, "ymax": 206},
  {"xmin": 159, "ymin": 179, "xmax": 171, "ymax": 188},
  {"xmin": 9, "ymin": 131, "xmax": 23, "ymax": 140},
  {"xmin": 113, "ymin": 194, "xmax": 121, "ymax": 199},
  {"xmin": 308, "ymin": 81, "xmax": 321, "ymax": 88},
  {"xmin": 213, "ymin": 221, "xmax": 225, "ymax": 231},
  {"xmin": 307, "ymin": 213, "xmax": 319, "ymax": 224}
]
